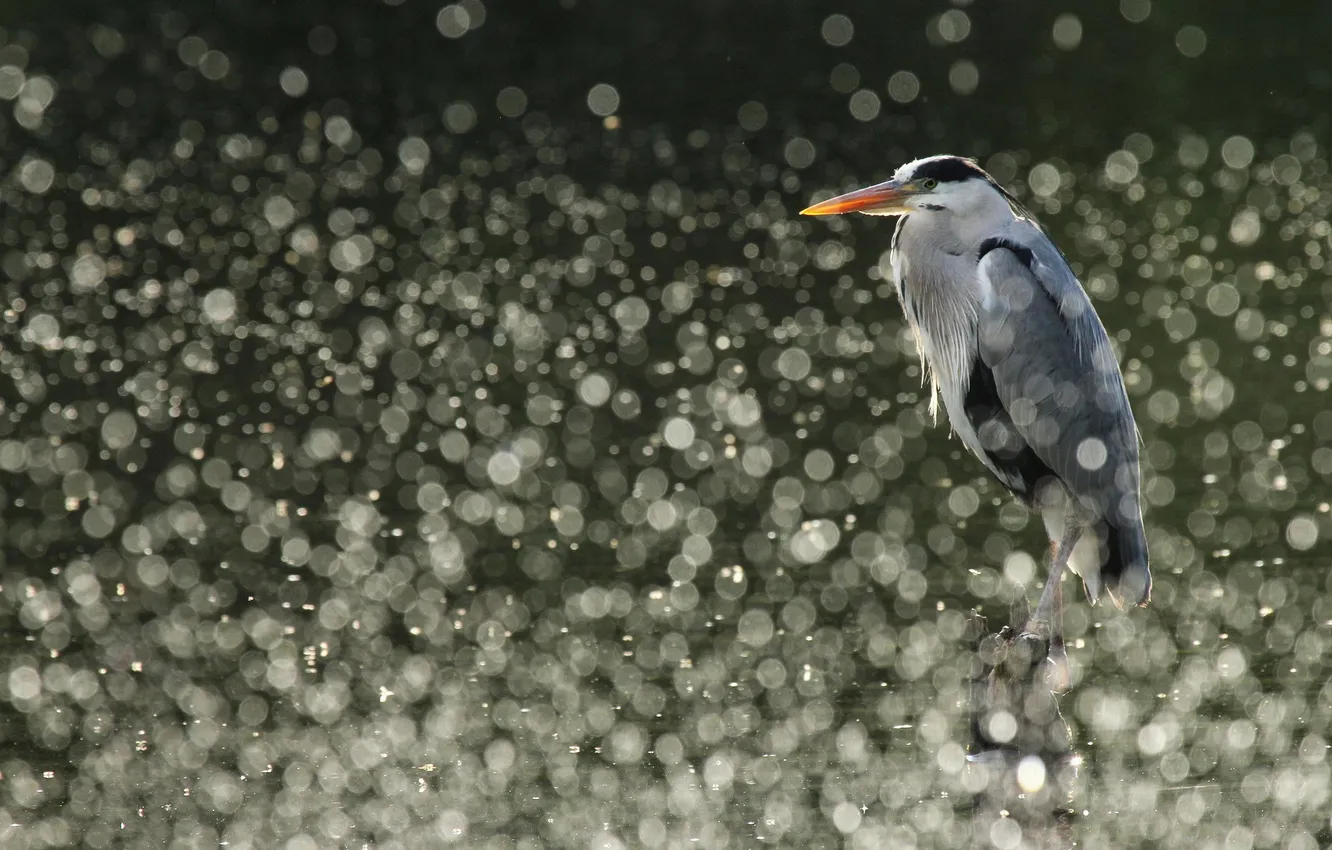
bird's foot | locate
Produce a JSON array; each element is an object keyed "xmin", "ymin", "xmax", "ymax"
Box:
[{"xmin": 998, "ymin": 621, "xmax": 1071, "ymax": 696}]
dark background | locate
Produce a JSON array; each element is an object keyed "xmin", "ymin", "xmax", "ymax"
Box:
[{"xmin": 14, "ymin": 1, "xmax": 1332, "ymax": 169}]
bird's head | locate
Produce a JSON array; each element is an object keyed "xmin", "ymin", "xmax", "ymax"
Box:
[{"xmin": 801, "ymin": 155, "xmax": 1003, "ymax": 219}]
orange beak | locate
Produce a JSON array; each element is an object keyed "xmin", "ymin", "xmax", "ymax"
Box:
[{"xmin": 800, "ymin": 179, "xmax": 917, "ymax": 216}]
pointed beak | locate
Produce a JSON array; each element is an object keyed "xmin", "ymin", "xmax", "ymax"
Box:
[{"xmin": 800, "ymin": 179, "xmax": 917, "ymax": 216}]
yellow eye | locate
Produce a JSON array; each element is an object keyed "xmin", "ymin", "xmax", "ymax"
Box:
[{"xmin": 922, "ymin": 178, "xmax": 938, "ymax": 190}]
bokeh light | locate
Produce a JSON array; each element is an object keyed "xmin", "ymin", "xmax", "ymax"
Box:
[{"xmin": 0, "ymin": 3, "xmax": 1325, "ymax": 849}]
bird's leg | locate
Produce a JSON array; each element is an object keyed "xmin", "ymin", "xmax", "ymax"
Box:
[
  {"xmin": 1014, "ymin": 509, "xmax": 1081, "ymax": 694},
  {"xmin": 1024, "ymin": 506, "xmax": 1083, "ymax": 641}
]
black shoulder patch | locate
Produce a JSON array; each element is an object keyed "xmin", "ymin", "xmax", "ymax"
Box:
[
  {"xmin": 911, "ymin": 157, "xmax": 987, "ymax": 184},
  {"xmin": 963, "ymin": 356, "xmax": 1055, "ymax": 503},
  {"xmin": 977, "ymin": 236, "xmax": 1035, "ymax": 269},
  {"xmin": 978, "ymin": 236, "xmax": 1068, "ymax": 325}
]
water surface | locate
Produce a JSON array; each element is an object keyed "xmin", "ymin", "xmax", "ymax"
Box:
[{"xmin": 0, "ymin": 2, "xmax": 1330, "ymax": 848}]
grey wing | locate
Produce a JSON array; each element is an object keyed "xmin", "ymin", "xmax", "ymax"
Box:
[{"xmin": 974, "ymin": 221, "xmax": 1141, "ymax": 526}]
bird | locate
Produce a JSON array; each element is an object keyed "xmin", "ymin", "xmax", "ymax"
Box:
[{"xmin": 801, "ymin": 155, "xmax": 1150, "ymax": 646}]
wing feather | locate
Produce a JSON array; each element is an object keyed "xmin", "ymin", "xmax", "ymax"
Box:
[{"xmin": 974, "ymin": 220, "xmax": 1140, "ymax": 527}]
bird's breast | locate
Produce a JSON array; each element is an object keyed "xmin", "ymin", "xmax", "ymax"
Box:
[{"xmin": 891, "ymin": 237, "xmax": 987, "ymax": 433}]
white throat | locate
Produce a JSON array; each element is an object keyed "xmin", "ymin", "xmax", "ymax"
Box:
[{"xmin": 912, "ymin": 185, "xmax": 1017, "ymax": 249}]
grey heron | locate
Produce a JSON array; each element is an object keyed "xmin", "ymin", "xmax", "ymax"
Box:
[{"xmin": 801, "ymin": 155, "xmax": 1150, "ymax": 646}]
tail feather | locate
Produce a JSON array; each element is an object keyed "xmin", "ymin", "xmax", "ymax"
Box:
[
  {"xmin": 1041, "ymin": 498, "xmax": 1151, "ymax": 608},
  {"xmin": 1102, "ymin": 519, "xmax": 1151, "ymax": 608}
]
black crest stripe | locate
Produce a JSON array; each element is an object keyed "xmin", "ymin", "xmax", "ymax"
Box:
[{"xmin": 910, "ymin": 157, "xmax": 987, "ymax": 184}]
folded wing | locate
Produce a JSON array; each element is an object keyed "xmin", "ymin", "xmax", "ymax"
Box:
[{"xmin": 967, "ymin": 219, "xmax": 1150, "ymax": 605}]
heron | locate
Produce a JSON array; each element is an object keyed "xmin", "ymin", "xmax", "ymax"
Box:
[{"xmin": 801, "ymin": 155, "xmax": 1149, "ymax": 651}]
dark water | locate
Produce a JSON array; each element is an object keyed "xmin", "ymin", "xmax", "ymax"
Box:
[{"xmin": 0, "ymin": 1, "xmax": 1330, "ymax": 847}]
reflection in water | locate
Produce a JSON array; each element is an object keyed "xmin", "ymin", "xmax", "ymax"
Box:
[
  {"xmin": 966, "ymin": 609, "xmax": 1081, "ymax": 850},
  {"xmin": 0, "ymin": 2, "xmax": 1330, "ymax": 848}
]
